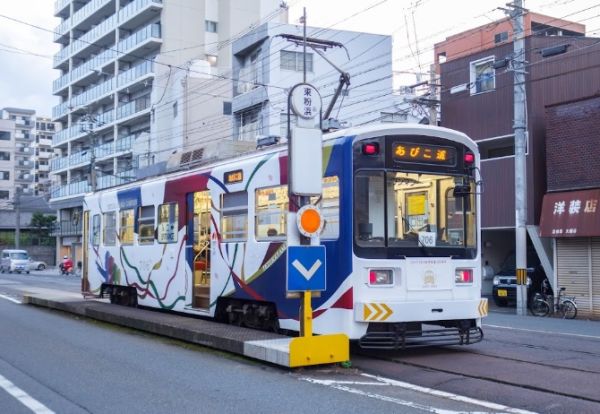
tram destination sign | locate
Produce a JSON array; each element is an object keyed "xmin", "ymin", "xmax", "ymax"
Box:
[{"xmin": 392, "ymin": 142, "xmax": 457, "ymax": 166}]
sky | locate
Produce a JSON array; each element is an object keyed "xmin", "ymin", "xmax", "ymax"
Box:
[{"xmin": 0, "ymin": 0, "xmax": 598, "ymax": 116}]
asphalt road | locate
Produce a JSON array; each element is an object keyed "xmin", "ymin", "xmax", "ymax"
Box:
[
  {"xmin": 0, "ymin": 294, "xmax": 534, "ymax": 414},
  {"xmin": 2, "ymin": 271, "xmax": 599, "ymax": 413}
]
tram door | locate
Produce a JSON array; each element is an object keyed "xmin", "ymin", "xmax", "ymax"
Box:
[{"xmin": 191, "ymin": 191, "xmax": 211, "ymax": 309}]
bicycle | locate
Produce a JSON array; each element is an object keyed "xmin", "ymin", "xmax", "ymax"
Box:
[{"xmin": 531, "ymin": 280, "xmax": 578, "ymax": 319}]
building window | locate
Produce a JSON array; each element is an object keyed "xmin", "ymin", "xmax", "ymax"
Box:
[
  {"xmin": 494, "ymin": 31, "xmax": 509, "ymax": 44},
  {"xmin": 0, "ymin": 191, "xmax": 9, "ymax": 199},
  {"xmin": 138, "ymin": 205, "xmax": 155, "ymax": 244},
  {"xmin": 256, "ymin": 186, "xmax": 288, "ymax": 240},
  {"xmin": 205, "ymin": 20, "xmax": 218, "ymax": 33},
  {"xmin": 157, "ymin": 203, "xmax": 178, "ymax": 243},
  {"xmin": 119, "ymin": 209, "xmax": 135, "ymax": 245},
  {"xmin": 280, "ymin": 50, "xmax": 313, "ymax": 72},
  {"xmin": 92, "ymin": 214, "xmax": 101, "ymax": 246},
  {"xmin": 0, "ymin": 131, "xmax": 10, "ymax": 141},
  {"xmin": 236, "ymin": 106, "xmax": 261, "ymax": 141},
  {"xmin": 103, "ymin": 211, "xmax": 117, "ymax": 246},
  {"xmin": 478, "ymin": 134, "xmax": 529, "ymax": 160},
  {"xmin": 0, "ymin": 171, "xmax": 9, "ymax": 180},
  {"xmin": 221, "ymin": 191, "xmax": 247, "ymax": 241},
  {"xmin": 470, "ymin": 56, "xmax": 495, "ymax": 94},
  {"xmin": 0, "ymin": 152, "xmax": 9, "ymax": 161}
]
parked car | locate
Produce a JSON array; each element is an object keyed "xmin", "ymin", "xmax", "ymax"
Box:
[
  {"xmin": 492, "ymin": 250, "xmax": 547, "ymax": 307},
  {"xmin": 0, "ymin": 249, "xmax": 30, "ymax": 274},
  {"xmin": 28, "ymin": 259, "xmax": 47, "ymax": 271}
]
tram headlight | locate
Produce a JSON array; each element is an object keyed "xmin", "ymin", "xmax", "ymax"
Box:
[
  {"xmin": 368, "ymin": 269, "xmax": 394, "ymax": 286},
  {"xmin": 455, "ymin": 268, "xmax": 473, "ymax": 284}
]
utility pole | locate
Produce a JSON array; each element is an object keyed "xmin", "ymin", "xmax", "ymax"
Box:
[
  {"xmin": 14, "ymin": 187, "xmax": 20, "ymax": 249},
  {"xmin": 508, "ymin": 0, "xmax": 528, "ymax": 316},
  {"xmin": 81, "ymin": 114, "xmax": 98, "ymax": 192}
]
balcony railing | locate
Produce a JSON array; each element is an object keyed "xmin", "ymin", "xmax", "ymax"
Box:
[
  {"xmin": 116, "ymin": 134, "xmax": 134, "ymax": 152},
  {"xmin": 54, "ymin": 0, "xmax": 70, "ymax": 14},
  {"xmin": 53, "ymin": 72, "xmax": 71, "ymax": 93},
  {"xmin": 71, "ymin": 77, "xmax": 115, "ymax": 108},
  {"xmin": 69, "ymin": 150, "xmax": 91, "ymax": 166},
  {"xmin": 71, "ymin": 48, "xmax": 117, "ymax": 82},
  {"xmin": 52, "ymin": 110, "xmax": 114, "ymax": 146},
  {"xmin": 119, "ymin": 0, "xmax": 162, "ymax": 23},
  {"xmin": 97, "ymin": 170, "xmax": 135, "ymax": 190},
  {"xmin": 50, "ymin": 220, "xmax": 83, "ymax": 236},
  {"xmin": 117, "ymin": 95, "xmax": 150, "ymax": 119},
  {"xmin": 50, "ymin": 156, "xmax": 69, "ymax": 171},
  {"xmin": 95, "ymin": 140, "xmax": 114, "ymax": 158},
  {"xmin": 71, "ymin": 0, "xmax": 112, "ymax": 27},
  {"xmin": 52, "ymin": 100, "xmax": 71, "ymax": 119},
  {"xmin": 117, "ymin": 60, "xmax": 153, "ymax": 87},
  {"xmin": 54, "ymin": 17, "xmax": 71, "ymax": 41},
  {"xmin": 117, "ymin": 23, "xmax": 161, "ymax": 55},
  {"xmin": 71, "ymin": 14, "xmax": 117, "ymax": 56},
  {"xmin": 53, "ymin": 45, "xmax": 71, "ymax": 67}
]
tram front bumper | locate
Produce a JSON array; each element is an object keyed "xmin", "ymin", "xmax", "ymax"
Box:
[{"xmin": 354, "ymin": 298, "xmax": 488, "ymax": 323}]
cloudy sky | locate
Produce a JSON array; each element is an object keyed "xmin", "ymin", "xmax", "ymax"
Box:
[{"xmin": 0, "ymin": 0, "xmax": 598, "ymax": 116}]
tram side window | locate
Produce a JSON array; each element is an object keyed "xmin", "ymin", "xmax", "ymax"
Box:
[
  {"xmin": 221, "ymin": 191, "xmax": 247, "ymax": 241},
  {"xmin": 103, "ymin": 212, "xmax": 117, "ymax": 246},
  {"xmin": 157, "ymin": 203, "xmax": 178, "ymax": 243},
  {"xmin": 256, "ymin": 185, "xmax": 288, "ymax": 240},
  {"xmin": 119, "ymin": 209, "xmax": 135, "ymax": 245},
  {"xmin": 310, "ymin": 176, "xmax": 340, "ymax": 240},
  {"xmin": 138, "ymin": 205, "xmax": 155, "ymax": 244},
  {"xmin": 92, "ymin": 214, "xmax": 101, "ymax": 246}
]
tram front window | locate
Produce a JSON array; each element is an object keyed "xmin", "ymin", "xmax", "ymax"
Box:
[{"xmin": 354, "ymin": 171, "xmax": 476, "ymax": 257}]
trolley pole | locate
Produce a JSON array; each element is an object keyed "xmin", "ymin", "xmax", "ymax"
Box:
[{"xmin": 508, "ymin": 0, "xmax": 528, "ymax": 316}]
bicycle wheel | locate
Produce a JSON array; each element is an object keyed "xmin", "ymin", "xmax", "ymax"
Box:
[
  {"xmin": 560, "ymin": 300, "xmax": 578, "ymax": 319},
  {"xmin": 531, "ymin": 298, "xmax": 550, "ymax": 317}
]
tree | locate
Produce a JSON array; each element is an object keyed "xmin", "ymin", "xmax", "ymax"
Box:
[{"xmin": 29, "ymin": 213, "xmax": 56, "ymax": 246}]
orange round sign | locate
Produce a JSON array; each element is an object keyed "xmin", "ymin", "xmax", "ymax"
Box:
[{"xmin": 297, "ymin": 205, "xmax": 323, "ymax": 237}]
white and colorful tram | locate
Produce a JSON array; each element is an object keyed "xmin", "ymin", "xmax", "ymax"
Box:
[{"xmin": 82, "ymin": 123, "xmax": 487, "ymax": 348}]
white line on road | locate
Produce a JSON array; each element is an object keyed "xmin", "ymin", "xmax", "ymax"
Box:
[
  {"xmin": 485, "ymin": 323, "xmax": 600, "ymax": 340},
  {"xmin": 0, "ymin": 373, "xmax": 55, "ymax": 414},
  {"xmin": 301, "ymin": 374, "xmax": 537, "ymax": 414},
  {"xmin": 0, "ymin": 293, "xmax": 21, "ymax": 304}
]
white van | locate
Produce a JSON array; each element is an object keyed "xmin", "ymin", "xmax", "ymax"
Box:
[{"xmin": 0, "ymin": 249, "xmax": 30, "ymax": 274}]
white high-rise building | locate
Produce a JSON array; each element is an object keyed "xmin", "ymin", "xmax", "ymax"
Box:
[{"xmin": 50, "ymin": 0, "xmax": 287, "ymax": 262}]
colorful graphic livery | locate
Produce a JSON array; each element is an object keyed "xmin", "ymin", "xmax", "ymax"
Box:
[{"xmin": 82, "ymin": 124, "xmax": 487, "ymax": 348}]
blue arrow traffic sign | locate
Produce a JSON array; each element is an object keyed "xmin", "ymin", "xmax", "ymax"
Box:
[{"xmin": 286, "ymin": 245, "xmax": 326, "ymax": 292}]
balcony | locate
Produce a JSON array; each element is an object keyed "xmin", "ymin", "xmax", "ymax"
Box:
[
  {"xmin": 70, "ymin": 150, "xmax": 92, "ymax": 167},
  {"xmin": 54, "ymin": 0, "xmax": 70, "ymax": 16},
  {"xmin": 71, "ymin": 77, "xmax": 115, "ymax": 108},
  {"xmin": 50, "ymin": 219, "xmax": 82, "ymax": 236},
  {"xmin": 52, "ymin": 110, "xmax": 114, "ymax": 146},
  {"xmin": 70, "ymin": 48, "xmax": 117, "ymax": 83},
  {"xmin": 54, "ymin": 17, "xmax": 71, "ymax": 42},
  {"xmin": 53, "ymin": 72, "xmax": 71, "ymax": 94},
  {"xmin": 117, "ymin": 60, "xmax": 153, "ymax": 88},
  {"xmin": 97, "ymin": 169, "xmax": 135, "ymax": 190},
  {"xmin": 71, "ymin": 0, "xmax": 112, "ymax": 28},
  {"xmin": 39, "ymin": 164, "xmax": 50, "ymax": 172},
  {"xmin": 117, "ymin": 23, "xmax": 161, "ymax": 55},
  {"xmin": 117, "ymin": 95, "xmax": 150, "ymax": 120},
  {"xmin": 52, "ymin": 100, "xmax": 71, "ymax": 120},
  {"xmin": 119, "ymin": 0, "xmax": 163, "ymax": 29},
  {"xmin": 53, "ymin": 44, "xmax": 71, "ymax": 68},
  {"xmin": 116, "ymin": 134, "xmax": 134, "ymax": 152},
  {"xmin": 71, "ymin": 14, "xmax": 117, "ymax": 57},
  {"xmin": 51, "ymin": 156, "xmax": 69, "ymax": 171}
]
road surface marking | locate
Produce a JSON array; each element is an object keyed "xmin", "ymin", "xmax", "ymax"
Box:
[
  {"xmin": 0, "ymin": 293, "xmax": 21, "ymax": 304},
  {"xmin": 0, "ymin": 373, "xmax": 54, "ymax": 414},
  {"xmin": 301, "ymin": 373, "xmax": 537, "ymax": 414},
  {"xmin": 485, "ymin": 324, "xmax": 600, "ymax": 340}
]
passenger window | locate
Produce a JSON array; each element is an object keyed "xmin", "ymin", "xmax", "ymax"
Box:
[
  {"xmin": 103, "ymin": 212, "xmax": 117, "ymax": 246},
  {"xmin": 157, "ymin": 203, "xmax": 178, "ymax": 243},
  {"xmin": 119, "ymin": 209, "xmax": 135, "ymax": 245},
  {"xmin": 311, "ymin": 176, "xmax": 340, "ymax": 240},
  {"xmin": 221, "ymin": 191, "xmax": 247, "ymax": 241},
  {"xmin": 255, "ymin": 185, "xmax": 288, "ymax": 240},
  {"xmin": 92, "ymin": 214, "xmax": 101, "ymax": 246},
  {"xmin": 138, "ymin": 205, "xmax": 155, "ymax": 244}
]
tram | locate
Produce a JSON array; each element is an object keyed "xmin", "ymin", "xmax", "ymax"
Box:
[{"xmin": 82, "ymin": 123, "xmax": 487, "ymax": 348}]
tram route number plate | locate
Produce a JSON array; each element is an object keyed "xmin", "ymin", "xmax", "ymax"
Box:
[{"xmin": 497, "ymin": 289, "xmax": 507, "ymax": 297}]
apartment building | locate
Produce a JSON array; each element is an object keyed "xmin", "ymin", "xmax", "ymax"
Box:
[
  {"xmin": 0, "ymin": 119, "xmax": 16, "ymax": 207},
  {"xmin": 1, "ymin": 108, "xmax": 36, "ymax": 197},
  {"xmin": 33, "ymin": 117, "xmax": 58, "ymax": 196},
  {"xmin": 230, "ymin": 23, "xmax": 395, "ymax": 142},
  {"xmin": 50, "ymin": 0, "xmax": 287, "ymax": 262}
]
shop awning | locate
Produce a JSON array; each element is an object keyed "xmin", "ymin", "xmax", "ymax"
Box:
[{"xmin": 539, "ymin": 189, "xmax": 600, "ymax": 237}]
